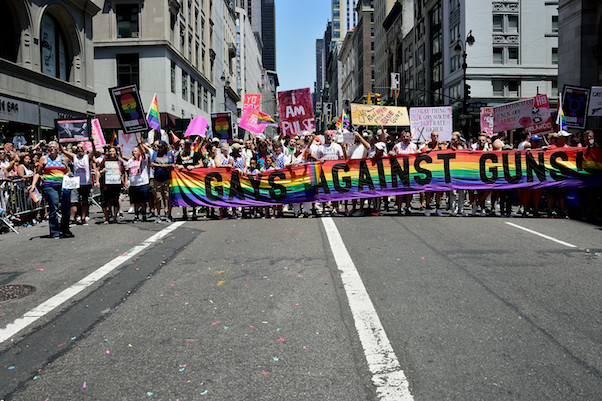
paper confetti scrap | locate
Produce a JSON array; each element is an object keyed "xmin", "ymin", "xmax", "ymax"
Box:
[
  {"xmin": 83, "ymin": 381, "xmax": 87, "ymax": 389},
  {"xmin": 277, "ymin": 337, "xmax": 285, "ymax": 342}
]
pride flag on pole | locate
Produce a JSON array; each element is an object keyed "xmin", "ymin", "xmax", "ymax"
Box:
[
  {"xmin": 257, "ymin": 111, "xmax": 278, "ymax": 126},
  {"xmin": 336, "ymin": 112, "xmax": 350, "ymax": 130},
  {"xmin": 109, "ymin": 131, "xmax": 119, "ymax": 146},
  {"xmin": 146, "ymin": 93, "xmax": 161, "ymax": 131},
  {"xmin": 556, "ymin": 96, "xmax": 568, "ymax": 132}
]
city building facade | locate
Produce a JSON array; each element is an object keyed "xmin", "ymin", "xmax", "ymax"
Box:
[
  {"xmin": 0, "ymin": 0, "xmax": 100, "ymax": 143},
  {"xmin": 261, "ymin": 0, "xmax": 276, "ymax": 71}
]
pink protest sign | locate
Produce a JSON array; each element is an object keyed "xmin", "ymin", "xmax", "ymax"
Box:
[
  {"xmin": 480, "ymin": 107, "xmax": 494, "ymax": 136},
  {"xmin": 90, "ymin": 119, "xmax": 106, "ymax": 148},
  {"xmin": 492, "ymin": 95, "xmax": 552, "ymax": 134},
  {"xmin": 239, "ymin": 94, "xmax": 262, "ymax": 133},
  {"xmin": 185, "ymin": 116, "xmax": 209, "ymax": 137},
  {"xmin": 278, "ymin": 88, "xmax": 315, "ymax": 136}
]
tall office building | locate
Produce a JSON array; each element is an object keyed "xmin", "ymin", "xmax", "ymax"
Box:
[
  {"xmin": 238, "ymin": 0, "xmax": 262, "ymax": 36},
  {"xmin": 331, "ymin": 0, "xmax": 358, "ymax": 42},
  {"xmin": 316, "ymin": 39, "xmax": 325, "ymax": 92},
  {"xmin": 261, "ymin": 0, "xmax": 276, "ymax": 71}
]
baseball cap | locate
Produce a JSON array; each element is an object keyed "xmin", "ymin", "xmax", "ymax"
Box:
[
  {"xmin": 530, "ymin": 135, "xmax": 541, "ymax": 141},
  {"xmin": 558, "ymin": 130, "xmax": 571, "ymax": 137}
]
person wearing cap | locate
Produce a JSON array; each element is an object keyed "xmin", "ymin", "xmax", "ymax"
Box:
[{"xmin": 150, "ymin": 141, "xmax": 175, "ymax": 223}]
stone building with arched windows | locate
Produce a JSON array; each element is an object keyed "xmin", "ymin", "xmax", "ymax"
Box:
[{"xmin": 0, "ymin": 0, "xmax": 100, "ymax": 145}]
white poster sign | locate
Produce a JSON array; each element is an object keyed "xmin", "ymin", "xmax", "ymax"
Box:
[
  {"xmin": 118, "ymin": 131, "xmax": 137, "ymax": 158},
  {"xmin": 409, "ymin": 107, "xmax": 453, "ymax": 142},
  {"xmin": 587, "ymin": 86, "xmax": 602, "ymax": 117},
  {"xmin": 105, "ymin": 161, "xmax": 122, "ymax": 185}
]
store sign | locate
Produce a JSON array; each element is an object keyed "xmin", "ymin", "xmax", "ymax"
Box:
[{"xmin": 0, "ymin": 95, "xmax": 39, "ymax": 125}]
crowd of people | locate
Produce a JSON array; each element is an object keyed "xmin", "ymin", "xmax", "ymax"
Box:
[{"xmin": 0, "ymin": 127, "xmax": 599, "ymax": 238}]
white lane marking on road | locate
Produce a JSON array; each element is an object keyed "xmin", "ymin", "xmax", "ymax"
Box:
[
  {"xmin": 0, "ymin": 222, "xmax": 186, "ymax": 344},
  {"xmin": 321, "ymin": 217, "xmax": 413, "ymax": 400},
  {"xmin": 505, "ymin": 222, "xmax": 577, "ymax": 248}
]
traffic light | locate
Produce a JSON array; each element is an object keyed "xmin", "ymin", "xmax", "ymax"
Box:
[
  {"xmin": 374, "ymin": 93, "xmax": 381, "ymax": 105},
  {"xmin": 464, "ymin": 84, "xmax": 471, "ymax": 100}
]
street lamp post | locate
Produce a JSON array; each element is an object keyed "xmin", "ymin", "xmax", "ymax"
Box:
[
  {"xmin": 220, "ymin": 74, "xmax": 230, "ymax": 112},
  {"xmin": 454, "ymin": 30, "xmax": 475, "ymax": 129}
]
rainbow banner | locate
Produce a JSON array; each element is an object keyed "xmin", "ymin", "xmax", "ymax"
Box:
[
  {"xmin": 170, "ymin": 148, "xmax": 602, "ymax": 207},
  {"xmin": 146, "ymin": 93, "xmax": 161, "ymax": 131}
]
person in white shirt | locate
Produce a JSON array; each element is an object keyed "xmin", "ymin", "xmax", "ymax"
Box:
[
  {"xmin": 392, "ymin": 131, "xmax": 418, "ymax": 215},
  {"xmin": 316, "ymin": 131, "xmax": 344, "ymax": 216},
  {"xmin": 346, "ymin": 132, "xmax": 370, "ymax": 216},
  {"xmin": 60, "ymin": 142, "xmax": 96, "ymax": 225}
]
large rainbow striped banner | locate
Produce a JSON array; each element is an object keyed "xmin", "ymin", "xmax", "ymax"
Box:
[{"xmin": 170, "ymin": 148, "xmax": 602, "ymax": 207}]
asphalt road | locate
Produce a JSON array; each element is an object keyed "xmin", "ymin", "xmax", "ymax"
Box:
[{"xmin": 0, "ymin": 206, "xmax": 600, "ymax": 400}]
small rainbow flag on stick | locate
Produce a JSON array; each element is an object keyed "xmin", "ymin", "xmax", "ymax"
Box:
[
  {"xmin": 29, "ymin": 187, "xmax": 42, "ymax": 203},
  {"xmin": 146, "ymin": 93, "xmax": 161, "ymax": 131},
  {"xmin": 109, "ymin": 131, "xmax": 119, "ymax": 146},
  {"xmin": 257, "ymin": 111, "xmax": 278, "ymax": 126},
  {"xmin": 191, "ymin": 136, "xmax": 201, "ymax": 154},
  {"xmin": 308, "ymin": 163, "xmax": 322, "ymax": 186},
  {"xmin": 556, "ymin": 95, "xmax": 568, "ymax": 132},
  {"xmin": 336, "ymin": 112, "xmax": 350, "ymax": 130}
]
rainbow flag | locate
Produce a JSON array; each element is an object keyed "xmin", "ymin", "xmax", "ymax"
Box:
[
  {"xmin": 171, "ymin": 132, "xmax": 180, "ymax": 144},
  {"xmin": 257, "ymin": 111, "xmax": 277, "ymax": 126},
  {"xmin": 556, "ymin": 96, "xmax": 568, "ymax": 132},
  {"xmin": 191, "ymin": 136, "xmax": 201, "ymax": 154},
  {"xmin": 29, "ymin": 187, "xmax": 42, "ymax": 203},
  {"xmin": 308, "ymin": 163, "xmax": 322, "ymax": 186},
  {"xmin": 336, "ymin": 112, "xmax": 350, "ymax": 129},
  {"xmin": 109, "ymin": 131, "xmax": 119, "ymax": 146},
  {"xmin": 146, "ymin": 93, "xmax": 161, "ymax": 131}
]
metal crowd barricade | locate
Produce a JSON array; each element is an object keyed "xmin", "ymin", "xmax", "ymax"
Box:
[{"xmin": 0, "ymin": 178, "xmax": 45, "ymax": 235}]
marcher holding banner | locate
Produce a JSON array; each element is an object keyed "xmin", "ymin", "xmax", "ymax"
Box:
[
  {"xmin": 98, "ymin": 147, "xmax": 126, "ymax": 224},
  {"xmin": 60, "ymin": 141, "xmax": 97, "ymax": 225}
]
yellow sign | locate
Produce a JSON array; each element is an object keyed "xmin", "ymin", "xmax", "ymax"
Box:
[{"xmin": 350, "ymin": 104, "xmax": 410, "ymax": 126}]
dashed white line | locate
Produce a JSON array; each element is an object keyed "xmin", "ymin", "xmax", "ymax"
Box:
[
  {"xmin": 505, "ymin": 222, "xmax": 577, "ymax": 248},
  {"xmin": 0, "ymin": 222, "xmax": 186, "ymax": 344},
  {"xmin": 321, "ymin": 217, "xmax": 413, "ymax": 400}
]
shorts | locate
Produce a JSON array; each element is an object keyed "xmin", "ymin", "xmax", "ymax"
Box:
[
  {"xmin": 101, "ymin": 185, "xmax": 121, "ymax": 207},
  {"xmin": 130, "ymin": 184, "xmax": 149, "ymax": 204},
  {"xmin": 70, "ymin": 184, "xmax": 92, "ymax": 203},
  {"xmin": 154, "ymin": 179, "xmax": 170, "ymax": 204}
]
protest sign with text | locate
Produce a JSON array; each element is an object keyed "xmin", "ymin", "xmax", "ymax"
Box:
[
  {"xmin": 211, "ymin": 112, "xmax": 234, "ymax": 140},
  {"xmin": 410, "ymin": 107, "xmax": 453, "ymax": 141},
  {"xmin": 278, "ymin": 88, "xmax": 315, "ymax": 136},
  {"xmin": 587, "ymin": 86, "xmax": 602, "ymax": 117},
  {"xmin": 239, "ymin": 94, "xmax": 263, "ymax": 134},
  {"xmin": 171, "ymin": 148, "xmax": 602, "ymax": 208},
  {"xmin": 480, "ymin": 107, "xmax": 494, "ymax": 136},
  {"xmin": 108, "ymin": 84, "xmax": 148, "ymax": 134},
  {"xmin": 563, "ymin": 85, "xmax": 589, "ymax": 129},
  {"xmin": 56, "ymin": 119, "xmax": 90, "ymax": 143},
  {"xmin": 350, "ymin": 104, "xmax": 410, "ymax": 126},
  {"xmin": 493, "ymin": 95, "xmax": 552, "ymax": 134}
]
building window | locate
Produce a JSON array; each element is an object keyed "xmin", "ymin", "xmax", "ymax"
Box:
[
  {"xmin": 116, "ymin": 4, "xmax": 139, "ymax": 38},
  {"xmin": 188, "ymin": 34, "xmax": 193, "ymax": 60},
  {"xmin": 201, "ymin": 17, "xmax": 205, "ymax": 42},
  {"xmin": 552, "ymin": 47, "xmax": 558, "ymax": 64},
  {"xmin": 182, "ymin": 71, "xmax": 188, "ymax": 100},
  {"xmin": 552, "ymin": 16, "xmax": 558, "ymax": 33},
  {"xmin": 203, "ymin": 90, "xmax": 208, "ymax": 112},
  {"xmin": 197, "ymin": 85, "xmax": 202, "ymax": 108},
  {"xmin": 190, "ymin": 79, "xmax": 195, "ymax": 105},
  {"xmin": 493, "ymin": 47, "xmax": 519, "ymax": 65},
  {"xmin": 40, "ymin": 14, "xmax": 70, "ymax": 81},
  {"xmin": 171, "ymin": 62, "xmax": 176, "ymax": 93},
  {"xmin": 202, "ymin": 49, "xmax": 206, "ymax": 75},
  {"xmin": 180, "ymin": 25, "xmax": 185, "ymax": 54},
  {"xmin": 492, "ymin": 80, "xmax": 520, "ymax": 97},
  {"xmin": 116, "ymin": 53, "xmax": 139, "ymax": 87},
  {"xmin": 170, "ymin": 13, "xmax": 176, "ymax": 43},
  {"xmin": 449, "ymin": 23, "xmax": 460, "ymax": 45},
  {"xmin": 493, "ymin": 14, "xmax": 519, "ymax": 34}
]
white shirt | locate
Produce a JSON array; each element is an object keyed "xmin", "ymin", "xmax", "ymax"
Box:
[
  {"xmin": 347, "ymin": 144, "xmax": 368, "ymax": 159},
  {"xmin": 393, "ymin": 141, "xmax": 418, "ymax": 155},
  {"xmin": 317, "ymin": 142, "xmax": 344, "ymax": 160},
  {"xmin": 127, "ymin": 155, "xmax": 150, "ymax": 187},
  {"xmin": 73, "ymin": 155, "xmax": 91, "ymax": 185}
]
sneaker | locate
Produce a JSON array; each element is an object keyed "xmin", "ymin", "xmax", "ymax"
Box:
[
  {"xmin": 182, "ymin": 214, "xmax": 189, "ymax": 221},
  {"xmin": 472, "ymin": 203, "xmax": 478, "ymax": 216},
  {"xmin": 118, "ymin": 212, "xmax": 124, "ymax": 218},
  {"xmin": 303, "ymin": 212, "xmax": 310, "ymax": 218},
  {"xmin": 75, "ymin": 216, "xmax": 82, "ymax": 224},
  {"xmin": 480, "ymin": 209, "xmax": 487, "ymax": 217},
  {"xmin": 371, "ymin": 210, "xmax": 380, "ymax": 216},
  {"xmin": 425, "ymin": 209, "xmax": 431, "ymax": 217},
  {"xmin": 128, "ymin": 207, "xmax": 134, "ymax": 214},
  {"xmin": 321, "ymin": 211, "xmax": 327, "ymax": 217},
  {"xmin": 450, "ymin": 211, "xmax": 457, "ymax": 217},
  {"xmin": 155, "ymin": 216, "xmax": 162, "ymax": 224},
  {"xmin": 331, "ymin": 210, "xmax": 339, "ymax": 217},
  {"xmin": 405, "ymin": 207, "xmax": 412, "ymax": 216},
  {"xmin": 69, "ymin": 220, "xmax": 77, "ymax": 227},
  {"xmin": 436, "ymin": 209, "xmax": 443, "ymax": 217},
  {"xmin": 166, "ymin": 215, "xmax": 174, "ymax": 222},
  {"xmin": 460, "ymin": 211, "xmax": 467, "ymax": 217},
  {"xmin": 397, "ymin": 208, "xmax": 403, "ymax": 216},
  {"xmin": 60, "ymin": 231, "xmax": 75, "ymax": 239},
  {"xmin": 352, "ymin": 209, "xmax": 364, "ymax": 217},
  {"xmin": 133, "ymin": 214, "xmax": 139, "ymax": 223}
]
